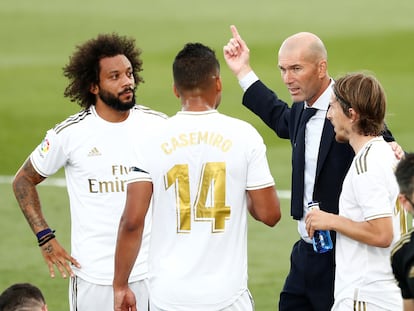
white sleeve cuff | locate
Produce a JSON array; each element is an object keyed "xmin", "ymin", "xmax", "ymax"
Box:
[{"xmin": 239, "ymin": 71, "xmax": 259, "ymax": 92}]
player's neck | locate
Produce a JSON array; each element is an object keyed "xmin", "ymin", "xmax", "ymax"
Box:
[
  {"xmin": 94, "ymin": 103, "xmax": 130, "ymax": 122},
  {"xmin": 181, "ymin": 97, "xmax": 217, "ymax": 112},
  {"xmin": 349, "ymin": 135, "xmax": 377, "ymax": 154}
]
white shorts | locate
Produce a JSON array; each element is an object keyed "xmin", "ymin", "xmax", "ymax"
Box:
[
  {"xmin": 69, "ymin": 276, "xmax": 149, "ymax": 311},
  {"xmin": 150, "ymin": 289, "xmax": 255, "ymax": 311},
  {"xmin": 332, "ymin": 298, "xmax": 394, "ymax": 311}
]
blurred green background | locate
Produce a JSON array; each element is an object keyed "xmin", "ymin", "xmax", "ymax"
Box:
[{"xmin": 1, "ymin": 0, "xmax": 413, "ymax": 309}]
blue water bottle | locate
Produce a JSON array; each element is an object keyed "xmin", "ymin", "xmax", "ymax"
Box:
[{"xmin": 308, "ymin": 201, "xmax": 333, "ymax": 253}]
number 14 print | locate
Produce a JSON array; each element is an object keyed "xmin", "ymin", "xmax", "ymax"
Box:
[{"xmin": 165, "ymin": 162, "xmax": 231, "ymax": 233}]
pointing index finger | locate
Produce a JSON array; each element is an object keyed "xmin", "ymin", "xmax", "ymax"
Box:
[{"xmin": 230, "ymin": 25, "xmax": 241, "ymax": 40}]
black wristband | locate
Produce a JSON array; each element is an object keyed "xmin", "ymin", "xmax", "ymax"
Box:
[
  {"xmin": 38, "ymin": 233, "xmax": 56, "ymax": 247},
  {"xmin": 36, "ymin": 228, "xmax": 52, "ymax": 241}
]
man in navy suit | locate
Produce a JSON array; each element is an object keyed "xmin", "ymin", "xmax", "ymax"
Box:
[{"xmin": 223, "ymin": 25, "xmax": 400, "ymax": 311}]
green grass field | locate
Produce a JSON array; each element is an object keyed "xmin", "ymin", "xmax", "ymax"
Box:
[{"xmin": 1, "ymin": 0, "xmax": 414, "ymax": 309}]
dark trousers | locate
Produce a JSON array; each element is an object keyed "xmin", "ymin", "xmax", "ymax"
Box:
[{"xmin": 278, "ymin": 239, "xmax": 335, "ymax": 311}]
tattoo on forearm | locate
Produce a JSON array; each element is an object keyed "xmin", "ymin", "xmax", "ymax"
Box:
[{"xmin": 13, "ymin": 159, "xmax": 47, "ymax": 231}]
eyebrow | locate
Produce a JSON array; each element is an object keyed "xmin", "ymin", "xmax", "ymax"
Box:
[
  {"xmin": 107, "ymin": 69, "xmax": 120, "ymax": 74},
  {"xmin": 278, "ymin": 64, "xmax": 302, "ymax": 70},
  {"xmin": 105, "ymin": 67, "xmax": 132, "ymax": 76}
]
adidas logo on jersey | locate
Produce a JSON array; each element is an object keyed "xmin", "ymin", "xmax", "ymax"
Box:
[{"xmin": 88, "ymin": 147, "xmax": 102, "ymax": 157}]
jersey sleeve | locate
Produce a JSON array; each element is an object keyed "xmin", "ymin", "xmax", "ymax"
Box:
[
  {"xmin": 245, "ymin": 125, "xmax": 275, "ymax": 190},
  {"xmin": 352, "ymin": 153, "xmax": 395, "ymax": 220},
  {"xmin": 30, "ymin": 129, "xmax": 68, "ymax": 177},
  {"xmin": 126, "ymin": 144, "xmax": 152, "ymax": 184}
]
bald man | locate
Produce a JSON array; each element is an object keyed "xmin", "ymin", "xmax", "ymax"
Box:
[{"xmin": 224, "ymin": 26, "xmax": 399, "ymax": 311}]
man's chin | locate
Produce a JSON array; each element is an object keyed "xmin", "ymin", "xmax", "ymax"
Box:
[
  {"xmin": 290, "ymin": 95, "xmax": 305, "ymax": 103},
  {"xmin": 106, "ymin": 100, "xmax": 135, "ymax": 111},
  {"xmin": 117, "ymin": 102, "xmax": 135, "ymax": 111},
  {"xmin": 334, "ymin": 134, "xmax": 348, "ymax": 144}
]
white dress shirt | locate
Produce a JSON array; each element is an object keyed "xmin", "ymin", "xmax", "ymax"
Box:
[{"xmin": 238, "ymin": 71, "xmax": 334, "ymax": 242}]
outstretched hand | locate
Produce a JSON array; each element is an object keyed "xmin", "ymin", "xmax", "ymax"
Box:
[
  {"xmin": 223, "ymin": 25, "xmax": 252, "ymax": 80},
  {"xmin": 40, "ymin": 238, "xmax": 81, "ymax": 278}
]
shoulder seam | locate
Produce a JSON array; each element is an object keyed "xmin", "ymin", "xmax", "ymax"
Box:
[
  {"xmin": 354, "ymin": 144, "xmax": 372, "ymax": 174},
  {"xmin": 53, "ymin": 109, "xmax": 91, "ymax": 134},
  {"xmin": 133, "ymin": 105, "xmax": 168, "ymax": 119}
]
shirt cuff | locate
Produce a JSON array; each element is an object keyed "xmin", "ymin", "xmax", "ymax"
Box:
[{"xmin": 238, "ymin": 71, "xmax": 259, "ymax": 92}]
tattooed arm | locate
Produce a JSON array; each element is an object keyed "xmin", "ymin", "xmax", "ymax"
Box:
[{"xmin": 12, "ymin": 158, "xmax": 81, "ymax": 278}]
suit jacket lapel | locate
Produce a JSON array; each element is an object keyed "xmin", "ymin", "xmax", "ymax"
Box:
[
  {"xmin": 292, "ymin": 102, "xmax": 305, "ymax": 143},
  {"xmin": 315, "ymin": 118, "xmax": 335, "ymax": 178}
]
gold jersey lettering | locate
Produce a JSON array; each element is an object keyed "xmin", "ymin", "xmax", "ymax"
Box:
[
  {"xmin": 111, "ymin": 165, "xmax": 129, "ymax": 175},
  {"xmin": 161, "ymin": 131, "xmax": 232, "ymax": 155},
  {"xmin": 88, "ymin": 177, "xmax": 127, "ymax": 193}
]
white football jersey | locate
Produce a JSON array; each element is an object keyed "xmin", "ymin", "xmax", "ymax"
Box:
[
  {"xmin": 30, "ymin": 105, "xmax": 167, "ymax": 285},
  {"xmin": 333, "ymin": 137, "xmax": 404, "ymax": 309},
  {"xmin": 128, "ymin": 110, "xmax": 275, "ymax": 310}
]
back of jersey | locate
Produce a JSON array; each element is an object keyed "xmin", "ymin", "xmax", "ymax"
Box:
[{"xmin": 133, "ymin": 110, "xmax": 274, "ymax": 311}]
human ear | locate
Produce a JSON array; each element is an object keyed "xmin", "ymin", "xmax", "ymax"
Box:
[
  {"xmin": 398, "ymin": 193, "xmax": 412, "ymax": 214},
  {"xmin": 215, "ymin": 76, "xmax": 222, "ymax": 92},
  {"xmin": 173, "ymin": 84, "xmax": 180, "ymax": 98},
  {"xmin": 348, "ymin": 108, "xmax": 359, "ymax": 121},
  {"xmin": 90, "ymin": 84, "xmax": 99, "ymax": 95},
  {"xmin": 318, "ymin": 60, "xmax": 327, "ymax": 77}
]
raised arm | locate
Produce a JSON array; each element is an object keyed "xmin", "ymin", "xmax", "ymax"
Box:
[
  {"xmin": 12, "ymin": 158, "xmax": 80, "ymax": 278},
  {"xmin": 223, "ymin": 25, "xmax": 253, "ymax": 80}
]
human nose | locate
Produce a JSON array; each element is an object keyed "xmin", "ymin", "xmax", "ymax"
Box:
[
  {"xmin": 326, "ymin": 107, "xmax": 332, "ymax": 120},
  {"xmin": 121, "ymin": 73, "xmax": 134, "ymax": 87},
  {"xmin": 281, "ymin": 70, "xmax": 293, "ymax": 84}
]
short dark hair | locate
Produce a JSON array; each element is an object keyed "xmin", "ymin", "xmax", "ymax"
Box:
[
  {"xmin": 172, "ymin": 42, "xmax": 220, "ymax": 92},
  {"xmin": 63, "ymin": 33, "xmax": 144, "ymax": 109},
  {"xmin": 0, "ymin": 283, "xmax": 46, "ymax": 311},
  {"xmin": 395, "ymin": 153, "xmax": 414, "ymax": 197},
  {"xmin": 333, "ymin": 72, "xmax": 386, "ymax": 136}
]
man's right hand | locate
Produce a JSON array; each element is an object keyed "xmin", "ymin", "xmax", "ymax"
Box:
[
  {"xmin": 114, "ymin": 286, "xmax": 137, "ymax": 311},
  {"xmin": 40, "ymin": 238, "xmax": 81, "ymax": 278},
  {"xmin": 223, "ymin": 25, "xmax": 252, "ymax": 80}
]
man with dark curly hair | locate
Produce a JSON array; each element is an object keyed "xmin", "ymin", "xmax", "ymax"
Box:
[{"xmin": 12, "ymin": 33, "xmax": 167, "ymax": 311}]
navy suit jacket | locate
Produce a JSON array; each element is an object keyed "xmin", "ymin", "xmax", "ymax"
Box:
[{"xmin": 243, "ymin": 80, "xmax": 393, "ymax": 219}]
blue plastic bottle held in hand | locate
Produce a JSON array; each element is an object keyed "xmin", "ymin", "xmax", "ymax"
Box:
[{"xmin": 308, "ymin": 201, "xmax": 333, "ymax": 253}]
